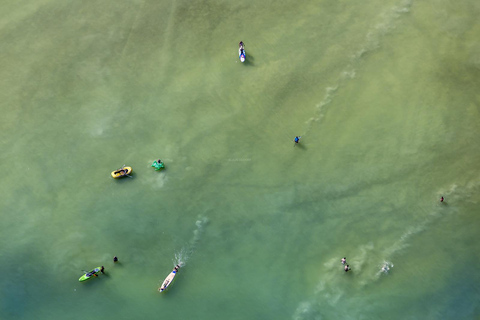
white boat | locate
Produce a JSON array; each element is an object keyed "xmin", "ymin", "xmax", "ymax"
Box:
[{"xmin": 158, "ymin": 265, "xmax": 180, "ymax": 292}]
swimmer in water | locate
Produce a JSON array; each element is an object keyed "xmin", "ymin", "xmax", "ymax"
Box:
[
  {"xmin": 344, "ymin": 265, "xmax": 351, "ymax": 272},
  {"xmin": 341, "ymin": 257, "xmax": 346, "ymax": 265},
  {"xmin": 294, "ymin": 136, "xmax": 301, "ymax": 146}
]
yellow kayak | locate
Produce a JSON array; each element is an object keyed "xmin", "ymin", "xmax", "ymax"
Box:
[{"xmin": 111, "ymin": 166, "xmax": 132, "ymax": 178}]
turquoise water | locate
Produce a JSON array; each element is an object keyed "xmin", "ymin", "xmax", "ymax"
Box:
[{"xmin": 1, "ymin": 0, "xmax": 480, "ymax": 319}]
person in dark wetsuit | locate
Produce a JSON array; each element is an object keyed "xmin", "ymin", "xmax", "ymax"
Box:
[
  {"xmin": 101, "ymin": 266, "xmax": 105, "ymax": 274},
  {"xmin": 113, "ymin": 256, "xmax": 118, "ymax": 262}
]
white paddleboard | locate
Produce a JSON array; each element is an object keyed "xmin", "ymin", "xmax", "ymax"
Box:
[{"xmin": 159, "ymin": 265, "xmax": 180, "ymax": 292}]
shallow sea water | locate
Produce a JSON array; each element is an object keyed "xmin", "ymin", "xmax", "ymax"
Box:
[{"xmin": 1, "ymin": 0, "xmax": 480, "ymax": 319}]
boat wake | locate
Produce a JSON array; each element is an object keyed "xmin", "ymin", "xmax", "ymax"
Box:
[
  {"xmin": 173, "ymin": 216, "xmax": 209, "ymax": 267},
  {"xmin": 303, "ymin": 0, "xmax": 413, "ymax": 137},
  {"xmin": 378, "ymin": 261, "xmax": 394, "ymax": 275},
  {"xmin": 291, "ymin": 177, "xmax": 477, "ymax": 319},
  {"xmin": 381, "ymin": 181, "xmax": 472, "ymax": 261}
]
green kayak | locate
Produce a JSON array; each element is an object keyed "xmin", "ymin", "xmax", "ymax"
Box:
[{"xmin": 79, "ymin": 267, "xmax": 102, "ymax": 282}]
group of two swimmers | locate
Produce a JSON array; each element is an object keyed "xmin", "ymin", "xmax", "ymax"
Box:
[{"xmin": 341, "ymin": 257, "xmax": 351, "ymax": 272}]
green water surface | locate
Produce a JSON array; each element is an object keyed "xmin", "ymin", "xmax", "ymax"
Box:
[{"xmin": 1, "ymin": 0, "xmax": 479, "ymax": 319}]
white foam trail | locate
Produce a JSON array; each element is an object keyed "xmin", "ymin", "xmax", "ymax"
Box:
[
  {"xmin": 352, "ymin": 0, "xmax": 412, "ymax": 61},
  {"xmin": 382, "ymin": 179, "xmax": 478, "ymax": 261},
  {"xmin": 292, "ymin": 175, "xmax": 477, "ymax": 319},
  {"xmin": 341, "ymin": 69, "xmax": 356, "ymax": 80},
  {"xmin": 349, "ymin": 242, "xmax": 374, "ymax": 273},
  {"xmin": 305, "ymin": 86, "xmax": 337, "ymax": 129},
  {"xmin": 303, "ymin": 0, "xmax": 412, "ymax": 137},
  {"xmin": 174, "ymin": 247, "xmax": 189, "ymax": 267},
  {"xmin": 374, "ymin": 179, "xmax": 479, "ymax": 280},
  {"xmin": 173, "ymin": 216, "xmax": 209, "ymax": 267},
  {"xmin": 383, "ymin": 223, "xmax": 425, "ymax": 258},
  {"xmin": 377, "ymin": 261, "xmax": 394, "ymax": 276}
]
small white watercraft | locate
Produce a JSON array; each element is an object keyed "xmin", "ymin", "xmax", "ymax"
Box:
[{"xmin": 158, "ymin": 264, "xmax": 180, "ymax": 292}]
